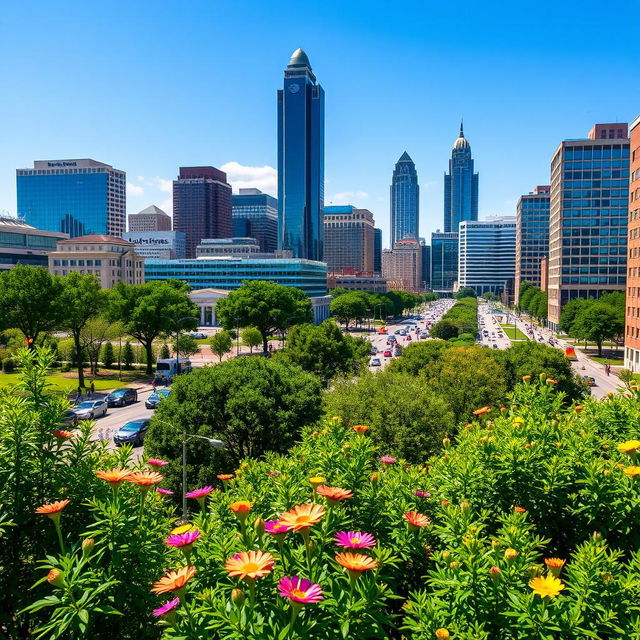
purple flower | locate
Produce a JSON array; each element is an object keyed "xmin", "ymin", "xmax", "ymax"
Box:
[
  {"xmin": 379, "ymin": 456, "xmax": 397, "ymax": 464},
  {"xmin": 334, "ymin": 531, "xmax": 376, "ymax": 549},
  {"xmin": 152, "ymin": 597, "xmax": 180, "ymax": 618},
  {"xmin": 185, "ymin": 486, "xmax": 214, "ymax": 500},
  {"xmin": 414, "ymin": 490, "xmax": 431, "ymax": 498},
  {"xmin": 264, "ymin": 519, "xmax": 293, "ymax": 535},
  {"xmin": 165, "ymin": 530, "xmax": 201, "ymax": 548},
  {"xmin": 278, "ymin": 576, "xmax": 323, "ymax": 604},
  {"xmin": 156, "ymin": 488, "xmax": 174, "ymax": 496}
]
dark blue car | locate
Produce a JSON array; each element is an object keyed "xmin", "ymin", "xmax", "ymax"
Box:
[{"xmin": 113, "ymin": 419, "xmax": 150, "ymax": 447}]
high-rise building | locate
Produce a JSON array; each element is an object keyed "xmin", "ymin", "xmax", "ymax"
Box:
[
  {"xmin": 458, "ymin": 217, "xmax": 516, "ymax": 296},
  {"xmin": 431, "ymin": 231, "xmax": 458, "ymax": 293},
  {"xmin": 323, "ymin": 205, "xmax": 374, "ymax": 273},
  {"xmin": 122, "ymin": 231, "xmax": 185, "ymax": 259},
  {"xmin": 173, "ymin": 166, "xmax": 233, "ymax": 259},
  {"xmin": 231, "ymin": 188, "xmax": 278, "ymax": 253},
  {"xmin": 444, "ymin": 123, "xmax": 479, "ymax": 233},
  {"xmin": 382, "ymin": 236, "xmax": 422, "ymax": 293},
  {"xmin": 420, "ymin": 239, "xmax": 431, "ymax": 290},
  {"xmin": 0, "ymin": 216, "xmax": 68, "ymax": 271},
  {"xmin": 17, "ymin": 159, "xmax": 126, "ymax": 238},
  {"xmin": 547, "ymin": 123, "xmax": 630, "ymax": 330},
  {"xmin": 128, "ymin": 205, "xmax": 172, "ymax": 232},
  {"xmin": 624, "ymin": 115, "xmax": 640, "ymax": 372},
  {"xmin": 277, "ymin": 48, "xmax": 324, "ymax": 260},
  {"xmin": 373, "ymin": 228, "xmax": 382, "ymax": 274},
  {"xmin": 390, "ymin": 152, "xmax": 419, "ymax": 247},
  {"xmin": 515, "ymin": 186, "xmax": 550, "ymax": 304}
]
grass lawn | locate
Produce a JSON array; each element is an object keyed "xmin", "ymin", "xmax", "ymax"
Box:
[
  {"xmin": 584, "ymin": 354, "xmax": 624, "ymax": 366},
  {"xmin": 500, "ymin": 324, "xmax": 529, "ymax": 341},
  {"xmin": 0, "ymin": 368, "xmax": 149, "ymax": 392}
]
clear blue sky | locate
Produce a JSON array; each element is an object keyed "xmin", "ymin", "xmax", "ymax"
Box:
[{"xmin": 1, "ymin": 1, "xmax": 637, "ymax": 247}]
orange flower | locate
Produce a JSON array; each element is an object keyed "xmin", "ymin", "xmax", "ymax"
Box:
[
  {"xmin": 47, "ymin": 568, "xmax": 65, "ymax": 587},
  {"xmin": 96, "ymin": 468, "xmax": 132, "ymax": 485},
  {"xmin": 127, "ymin": 471, "xmax": 164, "ymax": 487},
  {"xmin": 316, "ymin": 485, "xmax": 353, "ymax": 506},
  {"xmin": 544, "ymin": 557, "xmax": 566, "ymax": 577},
  {"xmin": 574, "ymin": 405, "xmax": 583, "ymax": 412},
  {"xmin": 278, "ymin": 503, "xmax": 325, "ymax": 531},
  {"xmin": 151, "ymin": 566, "xmax": 197, "ymax": 595},
  {"xmin": 546, "ymin": 378, "xmax": 558, "ymax": 385},
  {"xmin": 52, "ymin": 429, "xmax": 73, "ymax": 440},
  {"xmin": 435, "ymin": 629, "xmax": 450, "ymax": 640},
  {"xmin": 472, "ymin": 406, "xmax": 491, "ymax": 416},
  {"xmin": 514, "ymin": 506, "xmax": 526, "ymax": 514},
  {"xmin": 225, "ymin": 550, "xmax": 275, "ymax": 581},
  {"xmin": 335, "ymin": 552, "xmax": 378, "ymax": 577},
  {"xmin": 217, "ymin": 474, "xmax": 234, "ymax": 481},
  {"xmin": 35, "ymin": 500, "xmax": 70, "ymax": 519},
  {"xmin": 404, "ymin": 511, "xmax": 431, "ymax": 529},
  {"xmin": 352, "ymin": 424, "xmax": 370, "ymax": 433},
  {"xmin": 229, "ymin": 501, "xmax": 253, "ymax": 522}
]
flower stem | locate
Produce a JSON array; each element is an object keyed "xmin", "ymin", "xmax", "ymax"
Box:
[{"xmin": 53, "ymin": 519, "xmax": 65, "ymax": 553}]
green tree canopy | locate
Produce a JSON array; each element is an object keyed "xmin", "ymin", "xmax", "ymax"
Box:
[
  {"xmin": 573, "ymin": 302, "xmax": 623, "ymax": 356},
  {"xmin": 455, "ymin": 287, "xmax": 477, "ymax": 299},
  {"xmin": 209, "ymin": 330, "xmax": 233, "ymax": 361},
  {"xmin": 559, "ymin": 297, "xmax": 592, "ymax": 335},
  {"xmin": 387, "ymin": 339, "xmax": 451, "ymax": 376},
  {"xmin": 241, "ymin": 327, "xmax": 263, "ymax": 354},
  {"xmin": 175, "ymin": 334, "xmax": 200, "ymax": 358},
  {"xmin": 329, "ymin": 292, "xmax": 368, "ymax": 329}
]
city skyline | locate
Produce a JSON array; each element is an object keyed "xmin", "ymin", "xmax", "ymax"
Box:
[{"xmin": 0, "ymin": 1, "xmax": 637, "ymax": 250}]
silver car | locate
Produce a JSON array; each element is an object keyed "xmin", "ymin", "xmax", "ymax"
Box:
[{"xmin": 73, "ymin": 399, "xmax": 108, "ymax": 420}]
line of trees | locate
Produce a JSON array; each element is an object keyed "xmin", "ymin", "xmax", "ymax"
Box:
[
  {"xmin": 430, "ymin": 297, "xmax": 478, "ymax": 341},
  {"xmin": 518, "ymin": 281, "xmax": 548, "ymax": 321}
]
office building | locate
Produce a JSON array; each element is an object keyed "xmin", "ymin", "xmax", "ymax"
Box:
[
  {"xmin": 420, "ymin": 240, "xmax": 431, "ymax": 290},
  {"xmin": 0, "ymin": 216, "xmax": 68, "ymax": 271},
  {"xmin": 458, "ymin": 217, "xmax": 516, "ymax": 296},
  {"xmin": 277, "ymin": 48, "xmax": 324, "ymax": 260},
  {"xmin": 122, "ymin": 231, "xmax": 185, "ymax": 259},
  {"xmin": 431, "ymin": 231, "xmax": 458, "ymax": 293},
  {"xmin": 382, "ymin": 236, "xmax": 422, "ymax": 293},
  {"xmin": 128, "ymin": 205, "xmax": 172, "ymax": 232},
  {"xmin": 323, "ymin": 205, "xmax": 374, "ymax": 273},
  {"xmin": 625, "ymin": 115, "xmax": 640, "ymax": 371},
  {"xmin": 173, "ymin": 166, "xmax": 232, "ymax": 259},
  {"xmin": 196, "ymin": 237, "xmax": 262, "ymax": 257},
  {"xmin": 390, "ymin": 152, "xmax": 419, "ymax": 246},
  {"xmin": 373, "ymin": 228, "xmax": 382, "ymax": 274},
  {"xmin": 232, "ymin": 188, "xmax": 278, "ymax": 253},
  {"xmin": 444, "ymin": 123, "xmax": 479, "ymax": 233},
  {"xmin": 49, "ymin": 235, "xmax": 144, "ymax": 288},
  {"xmin": 547, "ymin": 123, "xmax": 630, "ymax": 331},
  {"xmin": 327, "ymin": 273, "xmax": 388, "ymax": 293},
  {"xmin": 515, "ymin": 186, "xmax": 550, "ymax": 304},
  {"xmin": 17, "ymin": 159, "xmax": 126, "ymax": 238}
]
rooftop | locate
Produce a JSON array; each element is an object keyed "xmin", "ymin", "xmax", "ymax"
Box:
[{"xmin": 57, "ymin": 235, "xmax": 134, "ymax": 246}]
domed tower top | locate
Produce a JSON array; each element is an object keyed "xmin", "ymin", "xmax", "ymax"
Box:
[
  {"xmin": 452, "ymin": 121, "xmax": 471, "ymax": 152},
  {"xmin": 288, "ymin": 48, "xmax": 312, "ymax": 70}
]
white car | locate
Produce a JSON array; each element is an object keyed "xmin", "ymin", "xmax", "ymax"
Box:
[{"xmin": 73, "ymin": 399, "xmax": 108, "ymax": 420}]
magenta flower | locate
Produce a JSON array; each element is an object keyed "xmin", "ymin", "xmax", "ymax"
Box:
[
  {"xmin": 165, "ymin": 530, "xmax": 201, "ymax": 548},
  {"xmin": 157, "ymin": 488, "xmax": 174, "ymax": 496},
  {"xmin": 152, "ymin": 597, "xmax": 180, "ymax": 618},
  {"xmin": 380, "ymin": 456, "xmax": 397, "ymax": 464},
  {"xmin": 185, "ymin": 486, "xmax": 214, "ymax": 500},
  {"xmin": 334, "ymin": 531, "xmax": 376, "ymax": 549},
  {"xmin": 265, "ymin": 519, "xmax": 293, "ymax": 535},
  {"xmin": 148, "ymin": 458, "xmax": 169, "ymax": 467},
  {"xmin": 414, "ymin": 490, "xmax": 431, "ymax": 498},
  {"xmin": 278, "ymin": 576, "xmax": 323, "ymax": 604}
]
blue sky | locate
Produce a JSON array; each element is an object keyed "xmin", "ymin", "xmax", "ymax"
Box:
[{"xmin": 1, "ymin": 1, "xmax": 638, "ymax": 247}]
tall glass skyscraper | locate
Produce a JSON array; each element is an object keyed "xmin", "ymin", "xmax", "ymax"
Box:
[
  {"xmin": 431, "ymin": 231, "xmax": 458, "ymax": 293},
  {"xmin": 390, "ymin": 152, "xmax": 419, "ymax": 246},
  {"xmin": 232, "ymin": 188, "xmax": 278, "ymax": 253},
  {"xmin": 277, "ymin": 48, "xmax": 325, "ymax": 260},
  {"xmin": 444, "ymin": 123, "xmax": 479, "ymax": 232}
]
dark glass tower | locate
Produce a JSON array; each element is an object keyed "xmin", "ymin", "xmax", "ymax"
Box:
[
  {"xmin": 444, "ymin": 123, "xmax": 479, "ymax": 232},
  {"xmin": 277, "ymin": 48, "xmax": 325, "ymax": 260},
  {"xmin": 390, "ymin": 152, "xmax": 419, "ymax": 246},
  {"xmin": 373, "ymin": 228, "xmax": 382, "ymax": 274}
]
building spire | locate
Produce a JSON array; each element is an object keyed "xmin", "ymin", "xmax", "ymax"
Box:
[{"xmin": 459, "ymin": 119, "xmax": 464, "ymax": 138}]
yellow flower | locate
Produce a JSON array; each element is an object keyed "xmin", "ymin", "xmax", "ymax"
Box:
[
  {"xmin": 435, "ymin": 628, "xmax": 450, "ymax": 639},
  {"xmin": 308, "ymin": 476, "xmax": 326, "ymax": 487},
  {"xmin": 504, "ymin": 548, "xmax": 518, "ymax": 563},
  {"xmin": 529, "ymin": 574, "xmax": 565, "ymax": 598},
  {"xmin": 171, "ymin": 523, "xmax": 195, "ymax": 535},
  {"xmin": 618, "ymin": 440, "xmax": 640, "ymax": 454},
  {"xmin": 544, "ymin": 557, "xmax": 565, "ymax": 577},
  {"xmin": 623, "ymin": 466, "xmax": 640, "ymax": 479},
  {"xmin": 513, "ymin": 417, "xmax": 525, "ymax": 425}
]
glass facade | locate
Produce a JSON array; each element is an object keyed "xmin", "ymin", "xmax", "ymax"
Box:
[
  {"xmin": 390, "ymin": 152, "xmax": 419, "ymax": 246},
  {"xmin": 374, "ymin": 228, "xmax": 382, "ymax": 274},
  {"xmin": 277, "ymin": 49, "xmax": 324, "ymax": 260},
  {"xmin": 430, "ymin": 232, "xmax": 458, "ymax": 292},
  {"xmin": 232, "ymin": 190, "xmax": 278, "ymax": 253}
]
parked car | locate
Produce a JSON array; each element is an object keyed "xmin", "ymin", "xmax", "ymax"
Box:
[
  {"xmin": 370, "ymin": 347, "xmax": 378, "ymax": 355},
  {"xmin": 383, "ymin": 350, "xmax": 392, "ymax": 357},
  {"xmin": 370, "ymin": 358, "xmax": 381, "ymax": 367},
  {"xmin": 106, "ymin": 388, "xmax": 138, "ymax": 407},
  {"xmin": 60, "ymin": 409, "xmax": 79, "ymax": 428},
  {"xmin": 113, "ymin": 418, "xmax": 150, "ymax": 447},
  {"xmin": 190, "ymin": 332, "xmax": 206, "ymax": 339},
  {"xmin": 581, "ymin": 375, "xmax": 597, "ymax": 387},
  {"xmin": 145, "ymin": 389, "xmax": 170, "ymax": 409},
  {"xmin": 72, "ymin": 399, "xmax": 108, "ymax": 420}
]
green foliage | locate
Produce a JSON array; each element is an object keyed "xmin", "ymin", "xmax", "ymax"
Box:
[
  {"xmin": 101, "ymin": 341, "xmax": 115, "ymax": 369},
  {"xmin": 572, "ymin": 301, "xmax": 624, "ymax": 356},
  {"xmin": 483, "ymin": 291, "xmax": 500, "ymax": 301},
  {"xmin": 209, "ymin": 330, "xmax": 233, "ymax": 361},
  {"xmin": 329, "ymin": 292, "xmax": 368, "ymax": 329},
  {"xmin": 3, "ymin": 357, "xmax": 15, "ymax": 373},
  {"xmin": 174, "ymin": 334, "xmax": 199, "ymax": 358},
  {"xmin": 387, "ymin": 340, "xmax": 451, "ymax": 376},
  {"xmin": 430, "ymin": 297, "xmax": 478, "ymax": 339},
  {"xmin": 518, "ymin": 284, "xmax": 548, "ymax": 321},
  {"xmin": 122, "ymin": 341, "xmax": 134, "ymax": 370},
  {"xmin": 241, "ymin": 327, "xmax": 263, "ymax": 353},
  {"xmin": 454, "ymin": 286, "xmax": 477, "ymax": 299},
  {"xmin": 159, "ymin": 343, "xmax": 170, "ymax": 359}
]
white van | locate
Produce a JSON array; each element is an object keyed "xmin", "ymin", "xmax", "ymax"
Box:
[{"xmin": 155, "ymin": 358, "xmax": 192, "ymax": 381}]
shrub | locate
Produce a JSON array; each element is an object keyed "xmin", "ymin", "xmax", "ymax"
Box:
[
  {"xmin": 122, "ymin": 341, "xmax": 134, "ymax": 369},
  {"xmin": 101, "ymin": 341, "xmax": 115, "ymax": 368},
  {"xmin": 159, "ymin": 343, "xmax": 170, "ymax": 359},
  {"xmin": 3, "ymin": 357, "xmax": 15, "ymax": 373}
]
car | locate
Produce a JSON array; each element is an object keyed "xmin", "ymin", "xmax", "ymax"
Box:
[
  {"xmin": 581, "ymin": 375, "xmax": 597, "ymax": 387},
  {"xmin": 113, "ymin": 418, "xmax": 150, "ymax": 447},
  {"xmin": 72, "ymin": 399, "xmax": 108, "ymax": 420},
  {"xmin": 383, "ymin": 350, "xmax": 392, "ymax": 357},
  {"xmin": 190, "ymin": 332, "xmax": 207, "ymax": 339},
  {"xmin": 419, "ymin": 331, "xmax": 428, "ymax": 339},
  {"xmin": 394, "ymin": 329, "xmax": 401, "ymax": 335},
  {"xmin": 106, "ymin": 387, "xmax": 138, "ymax": 407},
  {"xmin": 60, "ymin": 409, "xmax": 79, "ymax": 428},
  {"xmin": 393, "ymin": 348, "xmax": 402, "ymax": 356},
  {"xmin": 370, "ymin": 347, "xmax": 378, "ymax": 355},
  {"xmin": 399, "ymin": 330, "xmax": 406, "ymax": 336},
  {"xmin": 370, "ymin": 358, "xmax": 381, "ymax": 367},
  {"xmin": 145, "ymin": 389, "xmax": 171, "ymax": 409},
  {"xmin": 492, "ymin": 344, "xmax": 498, "ymax": 349}
]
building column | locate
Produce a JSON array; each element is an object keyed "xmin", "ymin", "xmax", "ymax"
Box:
[{"xmin": 200, "ymin": 305, "xmax": 205, "ymax": 326}]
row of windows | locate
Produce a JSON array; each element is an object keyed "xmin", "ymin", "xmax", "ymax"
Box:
[
  {"xmin": 564, "ymin": 146, "xmax": 630, "ymax": 159},
  {"xmin": 561, "ymin": 276, "xmax": 625, "ymax": 284},
  {"xmin": 562, "ymin": 267, "xmax": 626, "ymax": 275},
  {"xmin": 53, "ymin": 259, "xmax": 102, "ymax": 266}
]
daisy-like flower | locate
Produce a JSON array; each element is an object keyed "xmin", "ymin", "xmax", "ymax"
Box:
[
  {"xmin": 544, "ymin": 557, "xmax": 566, "ymax": 577},
  {"xmin": 217, "ymin": 473, "xmax": 234, "ymax": 482},
  {"xmin": 414, "ymin": 490, "xmax": 431, "ymax": 498},
  {"xmin": 279, "ymin": 503, "xmax": 325, "ymax": 533},
  {"xmin": 308, "ymin": 476, "xmax": 326, "ymax": 488},
  {"xmin": 379, "ymin": 456, "xmax": 397, "ymax": 464},
  {"xmin": 504, "ymin": 548, "xmax": 518, "ymax": 563},
  {"xmin": 404, "ymin": 511, "xmax": 430, "ymax": 529},
  {"xmin": 265, "ymin": 520, "xmax": 293, "ymax": 536},
  {"xmin": 624, "ymin": 466, "xmax": 640, "ymax": 479},
  {"xmin": 148, "ymin": 458, "xmax": 169, "ymax": 467},
  {"xmin": 225, "ymin": 550, "xmax": 275, "ymax": 581},
  {"xmin": 335, "ymin": 552, "xmax": 378, "ymax": 578},
  {"xmin": 472, "ymin": 406, "xmax": 491, "ymax": 416},
  {"xmin": 352, "ymin": 425, "xmax": 370, "ymax": 434},
  {"xmin": 278, "ymin": 576, "xmax": 323, "ymax": 604},
  {"xmin": 166, "ymin": 530, "xmax": 201, "ymax": 548},
  {"xmin": 529, "ymin": 574, "xmax": 565, "ymax": 598},
  {"xmin": 334, "ymin": 531, "xmax": 376, "ymax": 549},
  {"xmin": 52, "ymin": 429, "xmax": 73, "ymax": 440},
  {"xmin": 96, "ymin": 468, "xmax": 132, "ymax": 486},
  {"xmin": 127, "ymin": 471, "xmax": 164, "ymax": 489},
  {"xmin": 152, "ymin": 597, "xmax": 180, "ymax": 620},
  {"xmin": 157, "ymin": 488, "xmax": 174, "ymax": 496},
  {"xmin": 316, "ymin": 485, "xmax": 353, "ymax": 506},
  {"xmin": 513, "ymin": 416, "xmax": 525, "ymax": 425},
  {"xmin": 229, "ymin": 501, "xmax": 252, "ymax": 522},
  {"xmin": 522, "ymin": 375, "xmax": 532, "ymax": 382},
  {"xmin": 35, "ymin": 500, "xmax": 70, "ymax": 520},
  {"xmin": 618, "ymin": 440, "xmax": 640, "ymax": 454},
  {"xmin": 574, "ymin": 405, "xmax": 584, "ymax": 412},
  {"xmin": 151, "ymin": 566, "xmax": 197, "ymax": 597},
  {"xmin": 185, "ymin": 486, "xmax": 215, "ymax": 506}
]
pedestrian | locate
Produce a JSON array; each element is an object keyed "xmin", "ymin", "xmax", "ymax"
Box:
[{"xmin": 90, "ymin": 381, "xmax": 95, "ymax": 397}]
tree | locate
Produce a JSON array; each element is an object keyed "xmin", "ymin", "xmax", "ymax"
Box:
[
  {"xmin": 159, "ymin": 343, "xmax": 170, "ymax": 359},
  {"xmin": 518, "ymin": 280, "xmax": 533, "ymax": 308},
  {"xmin": 123, "ymin": 341, "xmax": 134, "ymax": 370},
  {"xmin": 215, "ymin": 281, "xmax": 313, "ymax": 353},
  {"xmin": 80, "ymin": 317, "xmax": 121, "ymax": 375},
  {"xmin": 108, "ymin": 280, "xmax": 199, "ymax": 374},
  {"xmin": 387, "ymin": 340, "xmax": 451, "ymax": 376},
  {"xmin": 573, "ymin": 302, "xmax": 623, "ymax": 357},
  {"xmin": 559, "ymin": 297, "xmax": 591, "ymax": 336},
  {"xmin": 455, "ymin": 287, "xmax": 477, "ymax": 299},
  {"xmin": 144, "ymin": 357, "xmax": 323, "ymax": 486},
  {"xmin": 519, "ymin": 286, "xmax": 539, "ymax": 314},
  {"xmin": 241, "ymin": 327, "xmax": 263, "ymax": 354},
  {"xmin": 484, "ymin": 292, "xmax": 500, "ymax": 302},
  {"xmin": 59, "ymin": 272, "xmax": 105, "ymax": 386},
  {"xmin": 429, "ymin": 319, "xmax": 459, "ymax": 340},
  {"xmin": 0, "ymin": 265, "xmax": 64, "ymax": 348},
  {"xmin": 278, "ymin": 320, "xmax": 369, "ymax": 385},
  {"xmin": 101, "ymin": 341, "xmax": 115, "ymax": 368},
  {"xmin": 175, "ymin": 334, "xmax": 200, "ymax": 358},
  {"xmin": 324, "ymin": 370, "xmax": 454, "ymax": 463},
  {"xmin": 530, "ymin": 291, "xmax": 548, "ymax": 321},
  {"xmin": 209, "ymin": 330, "xmax": 233, "ymax": 361},
  {"xmin": 329, "ymin": 292, "xmax": 368, "ymax": 330}
]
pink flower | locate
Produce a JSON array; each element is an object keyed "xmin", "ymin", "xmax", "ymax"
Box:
[
  {"xmin": 334, "ymin": 531, "xmax": 376, "ymax": 549},
  {"xmin": 267, "ymin": 470, "xmax": 281, "ymax": 477},
  {"xmin": 152, "ymin": 597, "xmax": 180, "ymax": 618},
  {"xmin": 165, "ymin": 530, "xmax": 201, "ymax": 548},
  {"xmin": 148, "ymin": 458, "xmax": 169, "ymax": 467},
  {"xmin": 264, "ymin": 520, "xmax": 293, "ymax": 535},
  {"xmin": 414, "ymin": 490, "xmax": 431, "ymax": 498},
  {"xmin": 278, "ymin": 576, "xmax": 323, "ymax": 604},
  {"xmin": 185, "ymin": 486, "xmax": 215, "ymax": 500},
  {"xmin": 380, "ymin": 456, "xmax": 397, "ymax": 464},
  {"xmin": 157, "ymin": 488, "xmax": 174, "ymax": 496}
]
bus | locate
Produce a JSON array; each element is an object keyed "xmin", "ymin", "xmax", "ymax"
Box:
[
  {"xmin": 564, "ymin": 347, "xmax": 577, "ymax": 361},
  {"xmin": 155, "ymin": 358, "xmax": 192, "ymax": 381}
]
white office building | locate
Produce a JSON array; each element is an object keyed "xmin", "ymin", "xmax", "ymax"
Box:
[{"xmin": 122, "ymin": 231, "xmax": 185, "ymax": 259}]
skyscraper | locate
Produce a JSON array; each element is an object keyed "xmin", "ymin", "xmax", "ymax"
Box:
[
  {"xmin": 373, "ymin": 228, "xmax": 382, "ymax": 274},
  {"xmin": 420, "ymin": 239, "xmax": 431, "ymax": 290},
  {"xmin": 390, "ymin": 152, "xmax": 419, "ymax": 246},
  {"xmin": 382, "ymin": 237, "xmax": 422, "ymax": 293},
  {"xmin": 277, "ymin": 48, "xmax": 325, "ymax": 260},
  {"xmin": 431, "ymin": 231, "xmax": 458, "ymax": 293},
  {"xmin": 444, "ymin": 123, "xmax": 479, "ymax": 232},
  {"xmin": 128, "ymin": 205, "xmax": 172, "ymax": 232},
  {"xmin": 323, "ymin": 206, "xmax": 374, "ymax": 273},
  {"xmin": 17, "ymin": 159, "xmax": 126, "ymax": 238},
  {"xmin": 547, "ymin": 123, "xmax": 629, "ymax": 330},
  {"xmin": 173, "ymin": 166, "xmax": 232, "ymax": 259},
  {"xmin": 232, "ymin": 188, "xmax": 278, "ymax": 253}
]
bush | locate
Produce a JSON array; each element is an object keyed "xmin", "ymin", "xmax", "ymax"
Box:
[
  {"xmin": 430, "ymin": 297, "xmax": 478, "ymax": 339},
  {"xmin": 122, "ymin": 341, "xmax": 134, "ymax": 369},
  {"xmin": 3, "ymin": 357, "xmax": 15, "ymax": 373},
  {"xmin": 101, "ymin": 341, "xmax": 115, "ymax": 368},
  {"xmin": 159, "ymin": 343, "xmax": 170, "ymax": 359}
]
